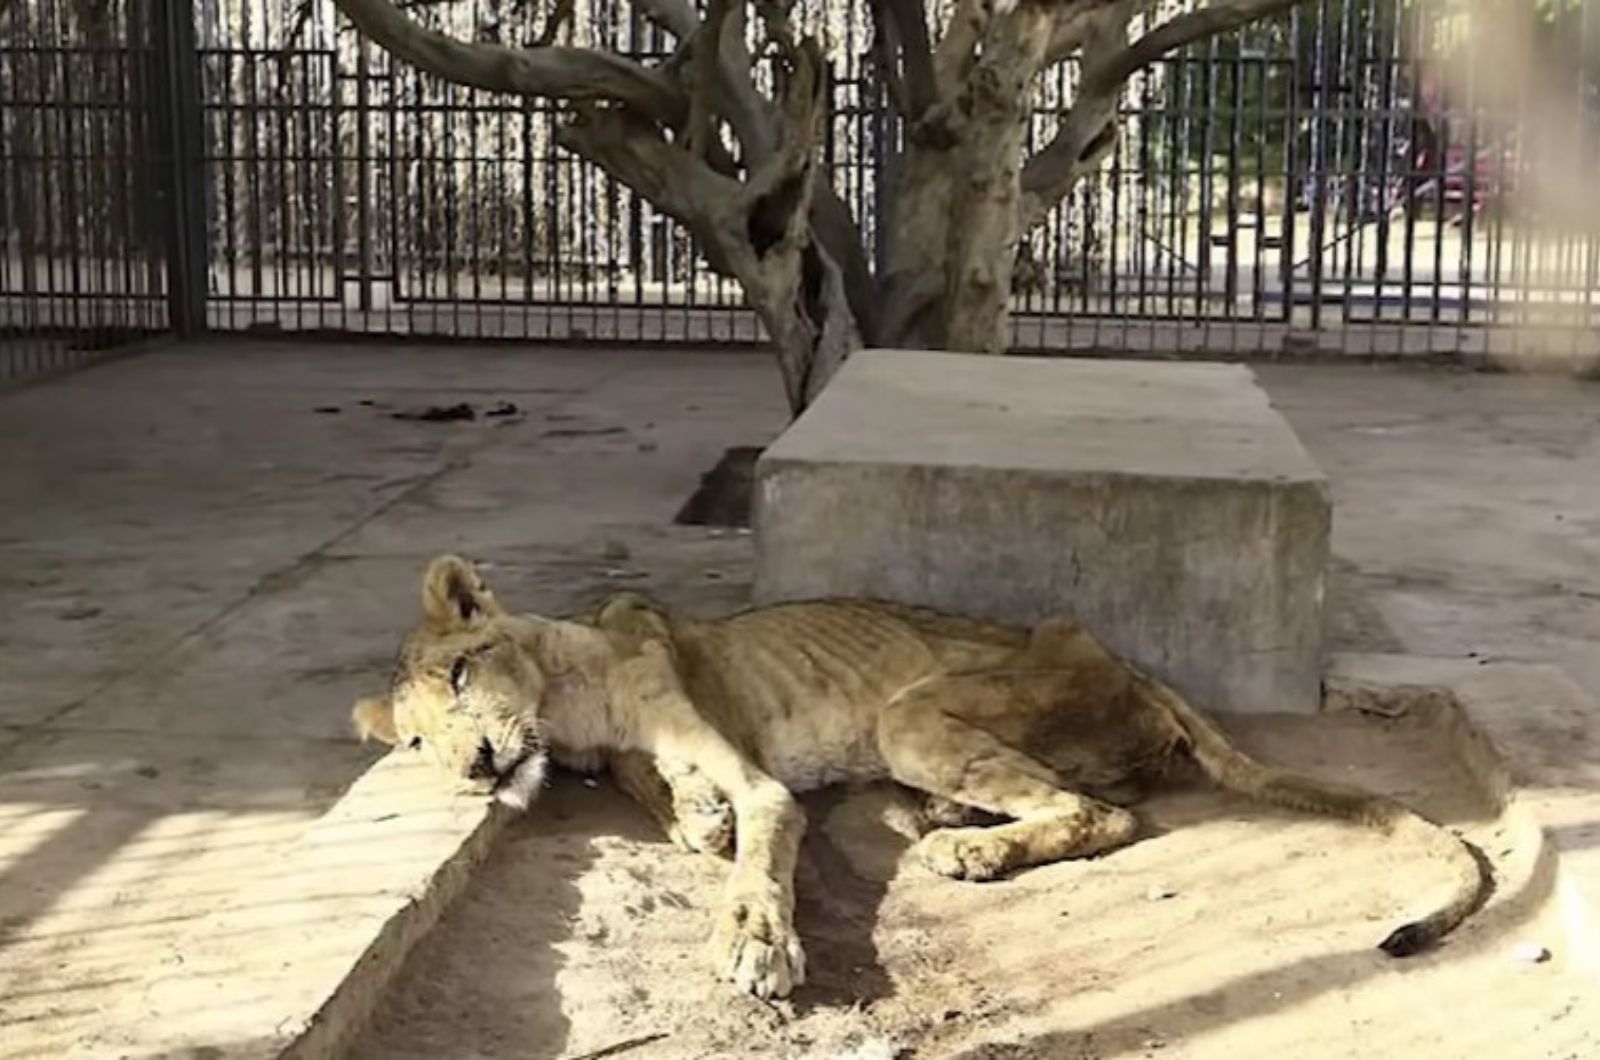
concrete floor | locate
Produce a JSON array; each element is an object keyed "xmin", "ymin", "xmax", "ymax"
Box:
[
  {"xmin": 1257, "ymin": 361, "xmax": 1600, "ymax": 701},
  {"xmin": 0, "ymin": 342, "xmax": 1596, "ymax": 1057}
]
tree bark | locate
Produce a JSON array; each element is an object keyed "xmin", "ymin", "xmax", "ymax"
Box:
[
  {"xmin": 877, "ymin": 144, "xmax": 954, "ymax": 349},
  {"xmin": 876, "ymin": 0, "xmax": 1055, "ymax": 354},
  {"xmin": 940, "ymin": 3, "xmax": 1052, "ymax": 353}
]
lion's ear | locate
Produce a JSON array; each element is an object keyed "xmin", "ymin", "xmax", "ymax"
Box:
[
  {"xmin": 352, "ymin": 696, "xmax": 398, "ymax": 745},
  {"xmin": 420, "ymin": 553, "xmax": 500, "ymax": 629}
]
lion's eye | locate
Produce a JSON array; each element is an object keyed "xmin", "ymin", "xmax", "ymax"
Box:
[
  {"xmin": 449, "ymin": 656, "xmax": 469, "ymax": 695},
  {"xmin": 408, "ymin": 735, "xmax": 423, "ymax": 751}
]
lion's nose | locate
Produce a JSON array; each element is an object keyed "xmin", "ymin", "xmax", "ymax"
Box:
[{"xmin": 467, "ymin": 738, "xmax": 497, "ymax": 781}]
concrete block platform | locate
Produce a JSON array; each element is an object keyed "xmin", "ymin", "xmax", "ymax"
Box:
[{"xmin": 752, "ymin": 350, "xmax": 1332, "ymax": 714}]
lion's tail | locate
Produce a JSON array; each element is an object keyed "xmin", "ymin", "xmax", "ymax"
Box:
[{"xmin": 1138, "ymin": 672, "xmax": 1489, "ymax": 957}]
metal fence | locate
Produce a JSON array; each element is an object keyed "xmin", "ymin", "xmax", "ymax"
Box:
[
  {"xmin": 0, "ymin": 0, "xmax": 172, "ymax": 384},
  {"xmin": 5, "ymin": 0, "xmax": 1600, "ymax": 378}
]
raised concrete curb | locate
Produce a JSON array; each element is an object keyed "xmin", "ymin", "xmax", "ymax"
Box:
[
  {"xmin": 1327, "ymin": 653, "xmax": 1600, "ymax": 981},
  {"xmin": 97, "ymin": 750, "xmax": 505, "ymax": 1060},
  {"xmin": 753, "ymin": 350, "xmax": 1331, "ymax": 714}
]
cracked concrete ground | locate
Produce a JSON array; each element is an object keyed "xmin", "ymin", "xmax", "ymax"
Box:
[{"xmin": 0, "ymin": 343, "xmax": 1596, "ymax": 1058}]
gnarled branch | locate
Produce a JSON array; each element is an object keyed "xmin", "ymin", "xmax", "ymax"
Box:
[
  {"xmin": 1044, "ymin": 0, "xmax": 1127, "ymax": 68},
  {"xmin": 1090, "ymin": 0, "xmax": 1306, "ymax": 92},
  {"xmin": 709, "ymin": 0, "xmax": 777, "ymax": 165},
  {"xmin": 331, "ymin": 0, "xmax": 685, "ymax": 126},
  {"xmin": 531, "ymin": 0, "xmax": 574, "ymax": 48},
  {"xmin": 931, "ymin": 0, "xmax": 983, "ymax": 95},
  {"xmin": 683, "ymin": 0, "xmax": 729, "ymax": 159},
  {"xmin": 1022, "ymin": 0, "xmax": 1305, "ymax": 230},
  {"xmin": 1018, "ymin": 5, "xmax": 1134, "ymax": 228},
  {"xmin": 631, "ymin": 0, "xmax": 698, "ymax": 39},
  {"xmin": 810, "ymin": 186, "xmax": 879, "ymax": 342}
]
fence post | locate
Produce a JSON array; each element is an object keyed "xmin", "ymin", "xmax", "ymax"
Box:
[
  {"xmin": 354, "ymin": 36, "xmax": 375, "ymax": 313},
  {"xmin": 151, "ymin": 0, "xmax": 208, "ymax": 337}
]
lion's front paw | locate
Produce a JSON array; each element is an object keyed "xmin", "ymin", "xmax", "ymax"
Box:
[
  {"xmin": 669, "ymin": 794, "xmax": 735, "ymax": 857},
  {"xmin": 915, "ymin": 826, "xmax": 1015, "ymax": 881},
  {"xmin": 710, "ymin": 890, "xmax": 806, "ymax": 999}
]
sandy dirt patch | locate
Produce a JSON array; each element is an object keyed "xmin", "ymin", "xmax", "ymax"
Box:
[{"xmin": 351, "ymin": 710, "xmax": 1597, "ymax": 1060}]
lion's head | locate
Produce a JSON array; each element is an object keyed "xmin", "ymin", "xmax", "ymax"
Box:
[{"xmin": 351, "ymin": 554, "xmax": 549, "ymax": 809}]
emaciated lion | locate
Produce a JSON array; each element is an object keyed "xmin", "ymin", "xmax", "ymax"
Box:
[{"xmin": 351, "ymin": 554, "xmax": 1489, "ymax": 999}]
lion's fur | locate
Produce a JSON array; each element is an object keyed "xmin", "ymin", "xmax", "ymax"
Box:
[{"xmin": 355, "ymin": 554, "xmax": 1490, "ymax": 999}]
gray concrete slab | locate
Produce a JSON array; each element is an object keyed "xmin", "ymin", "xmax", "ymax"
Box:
[
  {"xmin": 0, "ymin": 726, "xmax": 367, "ymax": 823},
  {"xmin": 0, "ymin": 729, "xmax": 367, "ymax": 1049},
  {"xmin": 46, "ymin": 555, "xmax": 439, "ymax": 741},
  {"xmin": 1257, "ymin": 364, "xmax": 1600, "ymax": 704},
  {"xmin": 0, "ymin": 345, "xmax": 577, "ymax": 724},
  {"xmin": 35, "ymin": 341, "xmax": 621, "ymax": 396},
  {"xmin": 327, "ymin": 353, "xmax": 787, "ymax": 557},
  {"xmin": 1, "ymin": 342, "xmax": 1596, "ymax": 1057},
  {"xmin": 88, "ymin": 749, "xmax": 507, "ymax": 1060},
  {"xmin": 755, "ymin": 351, "xmax": 1330, "ymax": 714},
  {"xmin": 0, "ymin": 341, "xmax": 788, "ymax": 1058},
  {"xmin": 762, "ymin": 350, "xmax": 1322, "ymax": 481}
]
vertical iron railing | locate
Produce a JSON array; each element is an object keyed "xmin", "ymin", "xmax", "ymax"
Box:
[
  {"xmin": 3, "ymin": 0, "xmax": 1598, "ymax": 367},
  {"xmin": 1, "ymin": 0, "xmax": 170, "ymax": 386},
  {"xmin": 155, "ymin": 0, "xmax": 209, "ymax": 336}
]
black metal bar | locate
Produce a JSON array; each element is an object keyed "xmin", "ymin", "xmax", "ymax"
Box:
[
  {"xmin": 355, "ymin": 37, "xmax": 373, "ymax": 312},
  {"xmin": 7, "ymin": 0, "xmax": 1599, "ymax": 361},
  {"xmin": 152, "ymin": 0, "xmax": 207, "ymax": 336}
]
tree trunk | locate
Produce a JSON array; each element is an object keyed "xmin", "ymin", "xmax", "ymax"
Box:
[
  {"xmin": 748, "ymin": 239, "xmax": 859, "ymax": 413},
  {"xmin": 330, "ymin": 0, "xmax": 1322, "ymax": 421},
  {"xmin": 874, "ymin": 3, "xmax": 1051, "ymax": 356},
  {"xmin": 941, "ymin": 7, "xmax": 1050, "ymax": 353},
  {"xmin": 873, "ymin": 139, "xmax": 954, "ymax": 349},
  {"xmin": 940, "ymin": 128, "xmax": 1033, "ymax": 352}
]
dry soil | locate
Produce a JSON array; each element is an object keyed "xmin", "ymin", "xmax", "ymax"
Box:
[{"xmin": 352, "ymin": 710, "xmax": 1597, "ymax": 1060}]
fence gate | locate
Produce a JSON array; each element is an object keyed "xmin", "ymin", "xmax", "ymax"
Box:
[{"xmin": 5, "ymin": 0, "xmax": 1600, "ymax": 375}]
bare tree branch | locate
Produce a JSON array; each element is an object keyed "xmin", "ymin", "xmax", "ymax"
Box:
[
  {"xmin": 683, "ymin": 0, "xmax": 730, "ymax": 159},
  {"xmin": 642, "ymin": 0, "xmax": 782, "ymax": 170},
  {"xmin": 936, "ymin": 0, "xmax": 1132, "ymax": 104},
  {"xmin": 631, "ymin": 0, "xmax": 699, "ymax": 39},
  {"xmin": 1089, "ymin": 0, "xmax": 1305, "ymax": 91},
  {"xmin": 743, "ymin": 35, "xmax": 823, "ymax": 211},
  {"xmin": 710, "ymin": 0, "xmax": 778, "ymax": 165},
  {"xmin": 1020, "ymin": 5, "xmax": 1133, "ymax": 207},
  {"xmin": 810, "ymin": 185, "xmax": 879, "ymax": 341},
  {"xmin": 722, "ymin": 0, "xmax": 874, "ymax": 335},
  {"xmin": 1043, "ymin": 2, "xmax": 1112, "ymax": 68},
  {"xmin": 555, "ymin": 107, "xmax": 743, "ymax": 274},
  {"xmin": 558, "ymin": 30, "xmax": 842, "ymax": 411},
  {"xmin": 530, "ymin": 0, "xmax": 575, "ymax": 48},
  {"xmin": 331, "ymin": 0, "xmax": 686, "ymax": 126},
  {"xmin": 931, "ymin": 0, "xmax": 983, "ymax": 95}
]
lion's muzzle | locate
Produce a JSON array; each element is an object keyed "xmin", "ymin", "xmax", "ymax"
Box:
[
  {"xmin": 467, "ymin": 738, "xmax": 498, "ymax": 781},
  {"xmin": 481, "ymin": 734, "xmax": 548, "ymax": 811}
]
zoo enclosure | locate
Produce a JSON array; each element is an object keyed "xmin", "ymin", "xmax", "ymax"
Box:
[{"xmin": 5, "ymin": 0, "xmax": 1600, "ymax": 385}]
